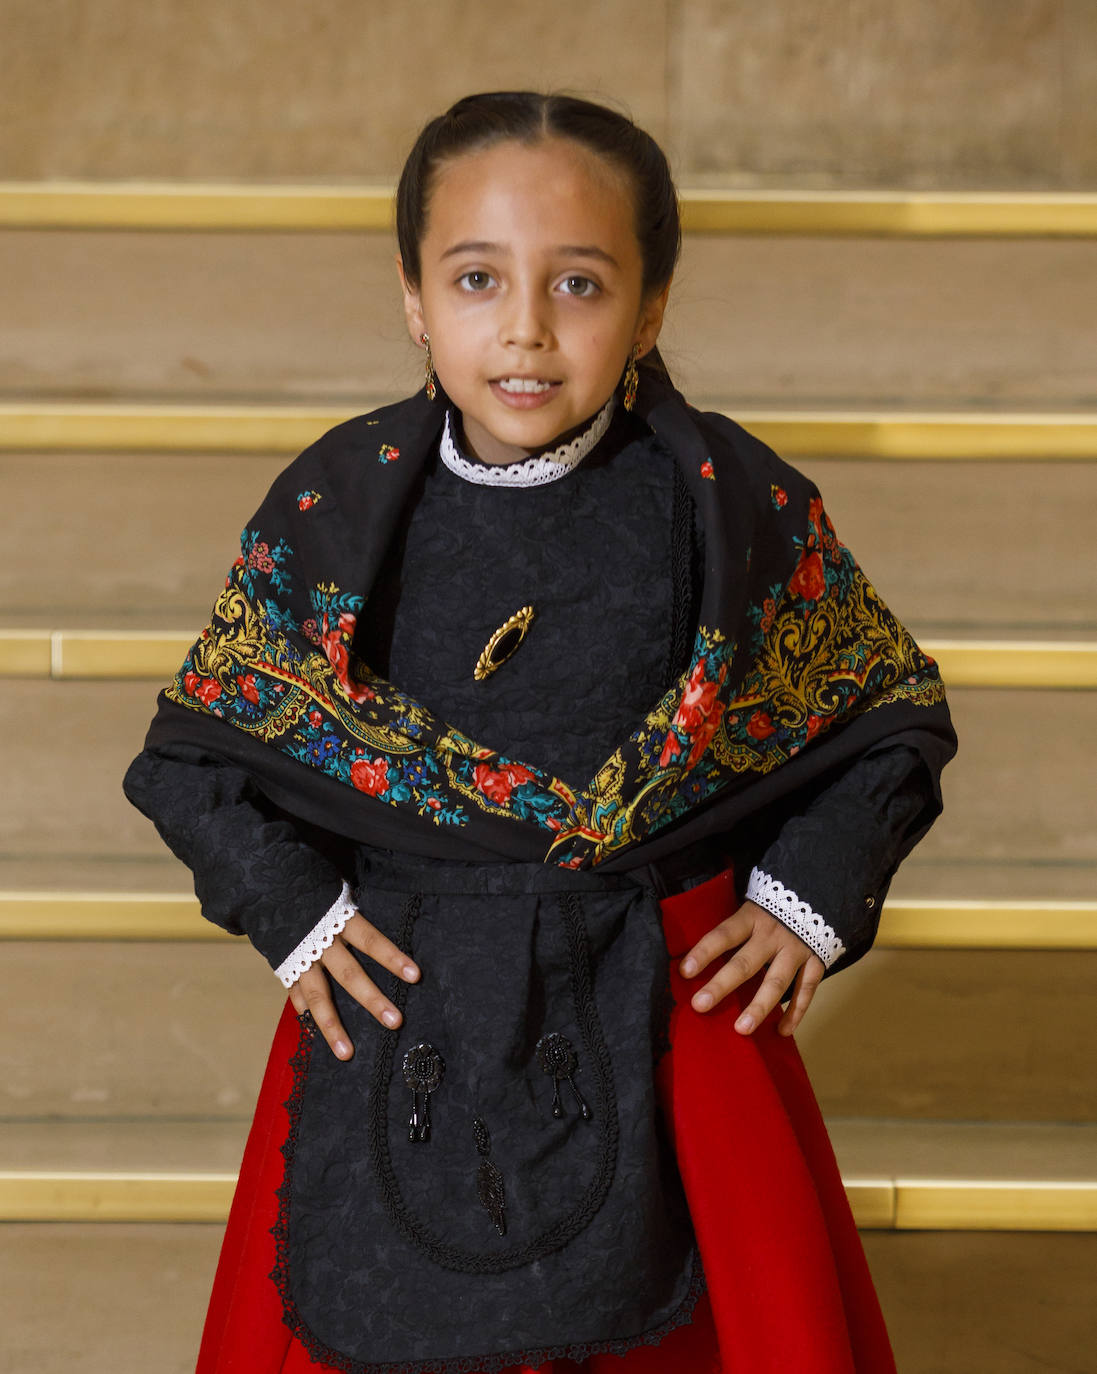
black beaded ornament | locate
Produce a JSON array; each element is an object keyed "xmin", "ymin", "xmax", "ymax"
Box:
[
  {"xmin": 535, "ymin": 1032, "xmax": 592, "ymax": 1121},
  {"xmin": 472, "ymin": 1116, "xmax": 507, "ymax": 1237},
  {"xmin": 402, "ymin": 1041, "xmax": 445, "ymax": 1143}
]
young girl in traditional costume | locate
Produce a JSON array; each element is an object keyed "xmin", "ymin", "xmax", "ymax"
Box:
[{"xmin": 125, "ymin": 91, "xmax": 956, "ymax": 1374}]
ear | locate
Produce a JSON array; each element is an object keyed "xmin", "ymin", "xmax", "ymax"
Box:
[
  {"xmin": 395, "ymin": 257, "xmax": 428, "ymax": 347},
  {"xmin": 634, "ymin": 280, "xmax": 671, "ymax": 358}
]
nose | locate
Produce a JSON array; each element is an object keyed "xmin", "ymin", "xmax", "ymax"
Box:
[{"xmin": 500, "ymin": 283, "xmax": 552, "ymax": 350}]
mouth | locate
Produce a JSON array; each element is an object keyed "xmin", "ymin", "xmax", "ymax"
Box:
[
  {"xmin": 489, "ymin": 376, "xmax": 562, "ymax": 410},
  {"xmin": 493, "ymin": 376, "xmax": 558, "ymax": 395}
]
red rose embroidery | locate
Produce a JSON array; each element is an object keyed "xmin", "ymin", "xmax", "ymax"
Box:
[
  {"xmin": 195, "ymin": 677, "xmax": 222, "ymax": 706},
  {"xmin": 746, "ymin": 710, "xmax": 775, "ymax": 741},
  {"xmin": 700, "ymin": 458, "xmax": 715, "ymax": 480},
  {"xmin": 308, "ymin": 709, "xmax": 323, "ymax": 729},
  {"xmin": 323, "ymin": 633, "xmax": 349, "ymax": 679},
  {"xmin": 771, "ymin": 484, "xmax": 788, "ymax": 508},
  {"xmin": 236, "ymin": 673, "xmax": 260, "ymax": 705},
  {"xmin": 659, "ymin": 732, "xmax": 682, "ymax": 768},
  {"xmin": 789, "ymin": 550, "xmax": 826, "ymax": 601},
  {"xmin": 670, "ymin": 657, "xmax": 728, "ymax": 770},
  {"xmin": 805, "ymin": 714, "xmax": 822, "ymax": 740},
  {"xmin": 183, "ymin": 670, "xmax": 199, "ymax": 697},
  {"xmin": 350, "ymin": 758, "xmax": 389, "ymax": 796},
  {"xmin": 474, "ymin": 762, "xmax": 536, "ymax": 805}
]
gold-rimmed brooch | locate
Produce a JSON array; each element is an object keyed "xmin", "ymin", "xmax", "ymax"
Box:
[{"xmin": 474, "ymin": 605, "xmax": 535, "ymax": 681}]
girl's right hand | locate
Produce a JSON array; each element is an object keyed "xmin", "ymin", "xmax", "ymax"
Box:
[{"xmin": 287, "ymin": 913, "xmax": 420, "ymax": 1060}]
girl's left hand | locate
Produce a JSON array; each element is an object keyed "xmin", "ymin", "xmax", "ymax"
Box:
[{"xmin": 679, "ymin": 898, "xmax": 825, "ymax": 1037}]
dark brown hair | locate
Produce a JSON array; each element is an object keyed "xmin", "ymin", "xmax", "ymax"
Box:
[{"xmin": 396, "ymin": 92, "xmax": 681, "ymax": 372}]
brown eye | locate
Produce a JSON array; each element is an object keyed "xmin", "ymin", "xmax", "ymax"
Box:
[
  {"xmin": 458, "ymin": 270, "xmax": 493, "ymax": 292},
  {"xmin": 560, "ymin": 275, "xmax": 597, "ymax": 297}
]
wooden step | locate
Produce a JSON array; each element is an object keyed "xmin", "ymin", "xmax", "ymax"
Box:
[
  {"xmin": 4, "ymin": 628, "xmax": 1094, "ymax": 687},
  {"xmin": 3, "ymin": 889, "xmax": 1094, "ymax": 949},
  {"xmin": 4, "ymin": 229, "xmax": 1097, "ymax": 407},
  {"xmin": 4, "ymin": 452, "xmax": 1095, "ymax": 635},
  {"xmin": 2, "ymin": 1119, "xmax": 1093, "ymax": 1230},
  {"xmin": 5, "ymin": 183, "xmax": 1097, "ymax": 234},
  {"xmin": 0, "ymin": 1221, "xmax": 222, "ymax": 1374},
  {"xmin": 5, "ymin": 2, "xmax": 1094, "ymax": 200},
  {"xmin": 5, "ymin": 402, "xmax": 1096, "ymax": 458},
  {"xmin": 798, "ymin": 946, "xmax": 1097, "ymax": 1122},
  {"xmin": 864, "ymin": 1229, "xmax": 1097, "ymax": 1374},
  {"xmin": 5, "ymin": 1220, "xmax": 1092, "ymax": 1374},
  {"xmin": 2, "ymin": 936, "xmax": 1093, "ymax": 1123},
  {"xmin": 0, "ymin": 941, "xmax": 281, "ymax": 1119}
]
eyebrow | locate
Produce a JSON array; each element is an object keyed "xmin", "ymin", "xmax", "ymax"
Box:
[{"xmin": 439, "ymin": 240, "xmax": 620, "ymax": 268}]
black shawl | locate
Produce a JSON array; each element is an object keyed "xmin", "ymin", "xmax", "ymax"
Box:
[{"xmin": 142, "ymin": 374, "xmax": 954, "ymax": 879}]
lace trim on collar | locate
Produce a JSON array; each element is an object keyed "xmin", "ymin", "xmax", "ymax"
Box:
[{"xmin": 439, "ymin": 397, "xmax": 615, "ymax": 488}]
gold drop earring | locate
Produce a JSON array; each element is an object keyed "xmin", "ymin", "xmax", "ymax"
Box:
[
  {"xmin": 623, "ymin": 344, "xmax": 641, "ymax": 412},
  {"xmin": 421, "ymin": 332, "xmax": 437, "ymax": 402}
]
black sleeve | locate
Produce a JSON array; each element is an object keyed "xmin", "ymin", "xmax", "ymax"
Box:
[
  {"xmin": 123, "ymin": 742, "xmax": 352, "ymax": 978},
  {"xmin": 739, "ymin": 743, "xmax": 935, "ymax": 974}
]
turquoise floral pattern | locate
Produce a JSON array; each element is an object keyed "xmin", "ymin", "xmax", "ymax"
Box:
[{"xmin": 167, "ymin": 474, "xmax": 943, "ymax": 866}]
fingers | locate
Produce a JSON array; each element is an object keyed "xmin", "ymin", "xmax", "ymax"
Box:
[
  {"xmin": 289, "ymin": 912, "xmax": 421, "ymax": 1061},
  {"xmin": 692, "ymin": 942, "xmax": 801, "ymax": 1032},
  {"xmin": 321, "ymin": 934, "xmax": 406, "ymax": 1033},
  {"xmin": 340, "ymin": 913, "xmax": 420, "ymax": 986},
  {"xmin": 777, "ymin": 955, "xmax": 825, "ymax": 1037},
  {"xmin": 679, "ymin": 901, "xmax": 822, "ymax": 1034},
  {"xmin": 678, "ymin": 910, "xmax": 753, "ymax": 981},
  {"xmin": 295, "ymin": 962, "xmax": 355, "ymax": 1060}
]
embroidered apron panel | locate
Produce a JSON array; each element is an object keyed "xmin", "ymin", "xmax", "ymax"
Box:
[{"xmin": 282, "ymin": 862, "xmax": 697, "ymax": 1368}]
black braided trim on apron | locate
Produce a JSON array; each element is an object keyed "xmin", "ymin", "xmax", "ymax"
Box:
[
  {"xmin": 270, "ymin": 890, "xmax": 706, "ymax": 1374},
  {"xmin": 364, "ymin": 891, "xmax": 618, "ymax": 1274}
]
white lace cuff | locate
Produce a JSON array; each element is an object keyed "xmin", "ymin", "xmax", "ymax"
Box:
[
  {"xmin": 273, "ymin": 880, "xmax": 357, "ymax": 988},
  {"xmin": 745, "ymin": 867, "xmax": 846, "ymax": 968}
]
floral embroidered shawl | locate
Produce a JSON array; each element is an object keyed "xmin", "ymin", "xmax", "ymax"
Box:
[{"xmin": 145, "ymin": 375, "xmax": 953, "ymax": 872}]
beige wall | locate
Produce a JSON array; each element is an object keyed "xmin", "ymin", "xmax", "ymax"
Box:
[{"xmin": 4, "ymin": 0, "xmax": 1094, "ymax": 186}]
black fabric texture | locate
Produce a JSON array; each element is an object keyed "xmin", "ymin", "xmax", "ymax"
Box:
[
  {"xmin": 275, "ymin": 857, "xmax": 700, "ymax": 1369},
  {"xmin": 357, "ymin": 409, "xmax": 681, "ymax": 788},
  {"xmin": 747, "ymin": 742, "xmax": 931, "ymax": 969},
  {"xmin": 122, "ymin": 743, "xmax": 346, "ymax": 972}
]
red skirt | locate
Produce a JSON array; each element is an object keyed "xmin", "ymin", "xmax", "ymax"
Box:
[{"xmin": 198, "ymin": 869, "xmax": 894, "ymax": 1373}]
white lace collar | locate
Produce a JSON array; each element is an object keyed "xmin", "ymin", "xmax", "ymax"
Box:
[{"xmin": 439, "ymin": 397, "xmax": 615, "ymax": 488}]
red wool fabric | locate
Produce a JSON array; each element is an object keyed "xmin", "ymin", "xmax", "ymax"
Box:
[{"xmin": 197, "ymin": 869, "xmax": 894, "ymax": 1373}]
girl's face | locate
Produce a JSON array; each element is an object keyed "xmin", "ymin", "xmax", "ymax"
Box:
[{"xmin": 399, "ymin": 137, "xmax": 669, "ymax": 465}]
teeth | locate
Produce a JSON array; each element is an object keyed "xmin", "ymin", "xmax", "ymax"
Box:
[{"xmin": 497, "ymin": 377, "xmax": 553, "ymax": 394}]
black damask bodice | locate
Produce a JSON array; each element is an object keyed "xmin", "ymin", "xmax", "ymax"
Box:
[{"xmin": 357, "ymin": 410, "xmax": 698, "ymax": 789}]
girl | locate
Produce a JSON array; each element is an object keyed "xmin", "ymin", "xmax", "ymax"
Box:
[{"xmin": 125, "ymin": 92, "xmax": 956, "ymax": 1374}]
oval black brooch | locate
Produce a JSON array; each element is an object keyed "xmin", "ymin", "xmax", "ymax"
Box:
[{"xmin": 474, "ymin": 605, "xmax": 535, "ymax": 681}]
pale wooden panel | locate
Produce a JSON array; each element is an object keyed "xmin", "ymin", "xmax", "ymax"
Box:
[
  {"xmin": 673, "ymin": 0, "xmax": 1092, "ymax": 188},
  {"xmin": 0, "ymin": 0, "xmax": 670, "ymax": 180},
  {"xmin": 5, "ymin": 230, "xmax": 1097, "ymax": 407},
  {"xmin": 0, "ymin": 943, "xmax": 282, "ymax": 1119}
]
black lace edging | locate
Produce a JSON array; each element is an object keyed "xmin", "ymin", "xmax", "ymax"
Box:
[{"xmin": 269, "ymin": 891, "xmax": 703, "ymax": 1374}]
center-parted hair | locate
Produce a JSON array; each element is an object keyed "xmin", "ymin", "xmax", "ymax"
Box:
[{"xmin": 396, "ymin": 91, "xmax": 682, "ymax": 312}]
